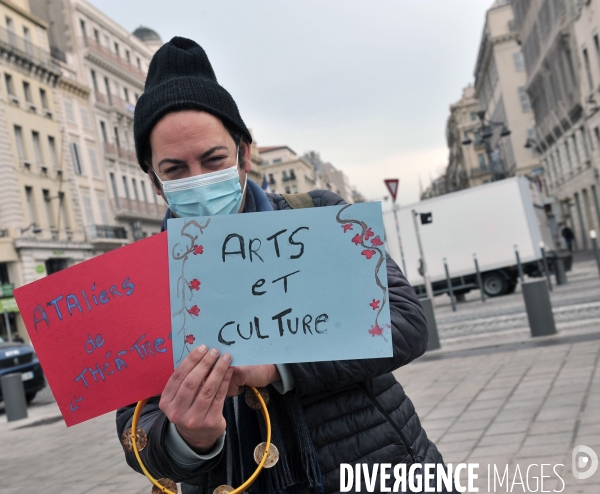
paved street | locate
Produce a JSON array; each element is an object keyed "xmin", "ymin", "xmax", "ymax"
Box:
[{"xmin": 1, "ymin": 255, "xmax": 599, "ymax": 493}]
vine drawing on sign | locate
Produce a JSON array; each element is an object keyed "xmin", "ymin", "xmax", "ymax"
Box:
[
  {"xmin": 171, "ymin": 218, "xmax": 210, "ymax": 364},
  {"xmin": 336, "ymin": 204, "xmax": 389, "ymax": 342}
]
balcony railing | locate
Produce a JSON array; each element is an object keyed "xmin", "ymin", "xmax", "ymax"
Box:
[
  {"xmin": 112, "ymin": 198, "xmax": 166, "ymax": 220},
  {"xmin": 104, "ymin": 142, "xmax": 117, "ymax": 157},
  {"xmin": 0, "ymin": 26, "xmax": 54, "ymax": 68},
  {"xmin": 91, "ymin": 225, "xmax": 127, "ymax": 239},
  {"xmin": 117, "ymin": 146, "xmax": 136, "ymax": 163},
  {"xmin": 82, "ymin": 37, "xmax": 146, "ymax": 82}
]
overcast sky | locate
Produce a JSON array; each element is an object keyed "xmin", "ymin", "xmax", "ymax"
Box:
[{"xmin": 88, "ymin": 0, "xmax": 491, "ymax": 206}]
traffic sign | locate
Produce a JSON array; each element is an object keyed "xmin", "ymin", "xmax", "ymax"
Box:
[{"xmin": 384, "ymin": 179, "xmax": 399, "ymax": 202}]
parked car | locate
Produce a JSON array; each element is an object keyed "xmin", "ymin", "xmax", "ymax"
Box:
[{"xmin": 0, "ymin": 338, "xmax": 46, "ymax": 403}]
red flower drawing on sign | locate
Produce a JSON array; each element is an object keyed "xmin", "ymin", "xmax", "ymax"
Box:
[
  {"xmin": 193, "ymin": 245, "xmax": 204, "ymax": 255},
  {"xmin": 189, "ymin": 279, "xmax": 201, "ymax": 291},
  {"xmin": 187, "ymin": 305, "xmax": 200, "ymax": 316},
  {"xmin": 364, "ymin": 228, "xmax": 374, "ymax": 240},
  {"xmin": 185, "ymin": 334, "xmax": 195, "ymax": 345},
  {"xmin": 368, "ymin": 324, "xmax": 384, "ymax": 337},
  {"xmin": 352, "ymin": 234, "xmax": 363, "ymax": 245},
  {"xmin": 342, "ymin": 224, "xmax": 353, "ymax": 233},
  {"xmin": 361, "ymin": 249, "xmax": 376, "ymax": 260},
  {"xmin": 371, "ymin": 236, "xmax": 383, "ymax": 247},
  {"xmin": 370, "ymin": 299, "xmax": 380, "ymax": 310}
]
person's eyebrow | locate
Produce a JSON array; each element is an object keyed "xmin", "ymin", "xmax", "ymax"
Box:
[{"xmin": 157, "ymin": 145, "xmax": 230, "ymax": 171}]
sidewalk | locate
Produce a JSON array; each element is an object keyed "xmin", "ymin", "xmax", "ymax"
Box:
[{"xmin": 1, "ymin": 259, "xmax": 599, "ymax": 493}]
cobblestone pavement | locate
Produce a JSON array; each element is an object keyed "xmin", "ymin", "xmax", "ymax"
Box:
[
  {"xmin": 434, "ymin": 255, "xmax": 600, "ymax": 342},
  {"xmin": 0, "ymin": 255, "xmax": 598, "ymax": 493}
]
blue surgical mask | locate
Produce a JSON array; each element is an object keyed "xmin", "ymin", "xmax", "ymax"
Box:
[{"xmin": 157, "ymin": 150, "xmax": 246, "ymax": 218}]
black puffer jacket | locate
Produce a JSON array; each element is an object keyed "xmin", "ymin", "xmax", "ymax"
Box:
[{"xmin": 117, "ymin": 190, "xmax": 452, "ymax": 493}]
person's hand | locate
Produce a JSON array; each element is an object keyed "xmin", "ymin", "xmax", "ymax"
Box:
[
  {"xmin": 227, "ymin": 365, "xmax": 281, "ymax": 397},
  {"xmin": 159, "ymin": 345, "xmax": 233, "ymax": 453}
]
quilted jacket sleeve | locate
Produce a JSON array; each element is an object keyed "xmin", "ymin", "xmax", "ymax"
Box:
[
  {"xmin": 116, "ymin": 398, "xmax": 223, "ymax": 486},
  {"xmin": 284, "ymin": 190, "xmax": 429, "ymax": 397}
]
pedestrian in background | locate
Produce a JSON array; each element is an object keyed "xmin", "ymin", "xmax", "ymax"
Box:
[{"xmin": 561, "ymin": 224, "xmax": 575, "ymax": 252}]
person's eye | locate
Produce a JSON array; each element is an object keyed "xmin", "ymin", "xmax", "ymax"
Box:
[{"xmin": 165, "ymin": 165, "xmax": 183, "ymax": 174}]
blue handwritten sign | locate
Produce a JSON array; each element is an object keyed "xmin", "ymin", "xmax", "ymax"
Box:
[{"xmin": 167, "ymin": 202, "xmax": 391, "ymax": 366}]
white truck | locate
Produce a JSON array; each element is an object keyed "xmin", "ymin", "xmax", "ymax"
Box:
[{"xmin": 382, "ymin": 177, "xmax": 569, "ymax": 298}]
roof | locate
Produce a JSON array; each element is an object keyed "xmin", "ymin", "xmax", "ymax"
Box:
[
  {"xmin": 133, "ymin": 26, "xmax": 162, "ymax": 43},
  {"xmin": 258, "ymin": 145, "xmax": 296, "ymax": 154}
]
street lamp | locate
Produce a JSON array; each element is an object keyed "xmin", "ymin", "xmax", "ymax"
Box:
[{"xmin": 461, "ymin": 110, "xmax": 512, "ymax": 181}]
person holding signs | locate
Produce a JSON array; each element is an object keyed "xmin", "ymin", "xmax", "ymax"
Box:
[{"xmin": 116, "ymin": 37, "xmax": 455, "ymax": 493}]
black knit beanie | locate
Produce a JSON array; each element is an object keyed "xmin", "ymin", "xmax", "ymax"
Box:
[{"xmin": 133, "ymin": 36, "xmax": 252, "ymax": 172}]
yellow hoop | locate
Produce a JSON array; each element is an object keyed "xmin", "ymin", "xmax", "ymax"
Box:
[{"xmin": 131, "ymin": 386, "xmax": 272, "ymax": 494}]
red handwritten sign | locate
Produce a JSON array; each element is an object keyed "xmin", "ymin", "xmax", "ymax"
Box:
[{"xmin": 14, "ymin": 232, "xmax": 172, "ymax": 426}]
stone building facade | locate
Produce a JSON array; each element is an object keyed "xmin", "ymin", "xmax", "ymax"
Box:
[{"xmin": 514, "ymin": 0, "xmax": 599, "ymax": 250}]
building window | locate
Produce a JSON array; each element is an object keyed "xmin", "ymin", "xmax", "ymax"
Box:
[
  {"xmin": 90, "ymin": 70, "xmax": 98, "ymax": 91},
  {"xmin": 39, "ymin": 88, "xmax": 48, "ymax": 109},
  {"xmin": 273, "ymin": 158, "xmax": 282, "ymax": 164},
  {"xmin": 48, "ymin": 136, "xmax": 57, "ymax": 168},
  {"xmin": 94, "ymin": 29, "xmax": 100, "ymax": 44},
  {"xmin": 292, "ymin": 185, "xmax": 298, "ymax": 193},
  {"xmin": 513, "ymin": 52, "xmax": 524, "ymax": 71},
  {"xmin": 71, "ymin": 143, "xmax": 83, "ymax": 174},
  {"xmin": 6, "ymin": 17, "xmax": 15, "ymax": 46},
  {"xmin": 14, "ymin": 125, "xmax": 25, "ymax": 159},
  {"xmin": 89, "ymin": 148, "xmax": 99, "ymax": 177},
  {"xmin": 104, "ymin": 76, "xmax": 111, "ymax": 98},
  {"xmin": 470, "ymin": 112, "xmax": 478, "ymax": 121},
  {"xmin": 104, "ymin": 35, "xmax": 110, "ymax": 49},
  {"xmin": 285, "ymin": 186, "xmax": 291, "ymax": 194},
  {"xmin": 114, "ymin": 127, "xmax": 120, "ymax": 148},
  {"xmin": 136, "ymin": 57, "xmax": 141, "ymax": 70},
  {"xmin": 43, "ymin": 189, "xmax": 54, "ymax": 228},
  {"xmin": 64, "ymin": 99, "xmax": 75, "ymax": 123},
  {"xmin": 82, "ymin": 194, "xmax": 94, "ymax": 228},
  {"xmin": 32, "ymin": 131, "xmax": 43, "ymax": 164},
  {"xmin": 22, "ymin": 81, "xmax": 32, "ymax": 102},
  {"xmin": 269, "ymin": 173, "xmax": 275, "ymax": 185},
  {"xmin": 583, "ymin": 48, "xmax": 594, "ymax": 91},
  {"xmin": 4, "ymin": 74, "xmax": 14, "ymax": 95},
  {"xmin": 80, "ymin": 108, "xmax": 90, "ymax": 128},
  {"xmin": 124, "ymin": 87, "xmax": 129, "ymax": 103},
  {"xmin": 80, "ymin": 19, "xmax": 86, "ymax": 37},
  {"xmin": 518, "ymin": 86, "xmax": 531, "ymax": 111},
  {"xmin": 58, "ymin": 192, "xmax": 69, "ymax": 230},
  {"xmin": 110, "ymin": 172, "xmax": 119, "ymax": 202},
  {"xmin": 25, "ymin": 186, "xmax": 36, "ymax": 223},
  {"xmin": 100, "ymin": 121, "xmax": 108, "ymax": 142},
  {"xmin": 141, "ymin": 181, "xmax": 148, "ymax": 202},
  {"xmin": 114, "ymin": 42, "xmax": 120, "ymax": 57},
  {"xmin": 122, "ymin": 175, "xmax": 130, "ymax": 199},
  {"xmin": 126, "ymin": 49, "xmax": 131, "ymax": 64},
  {"xmin": 477, "ymin": 153, "xmax": 486, "ymax": 169},
  {"xmin": 290, "ymin": 169, "xmax": 296, "ymax": 180},
  {"xmin": 132, "ymin": 178, "xmax": 140, "ymax": 201},
  {"xmin": 594, "ymin": 35, "xmax": 600, "ymax": 72},
  {"xmin": 98, "ymin": 196, "xmax": 109, "ymax": 225}
]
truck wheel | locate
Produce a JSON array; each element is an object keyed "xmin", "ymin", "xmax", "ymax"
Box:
[{"xmin": 482, "ymin": 272, "xmax": 509, "ymax": 297}]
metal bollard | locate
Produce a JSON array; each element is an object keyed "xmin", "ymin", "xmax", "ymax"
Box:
[
  {"xmin": 591, "ymin": 231, "xmax": 600, "ymax": 282},
  {"xmin": 443, "ymin": 258, "xmax": 456, "ymax": 312},
  {"xmin": 0, "ymin": 373, "xmax": 28, "ymax": 422},
  {"xmin": 421, "ymin": 297, "xmax": 441, "ymax": 351},
  {"xmin": 515, "ymin": 245, "xmax": 524, "ymax": 283},
  {"xmin": 540, "ymin": 242, "xmax": 553, "ymax": 291},
  {"xmin": 555, "ymin": 257, "xmax": 567, "ymax": 285},
  {"xmin": 522, "ymin": 279, "xmax": 557, "ymax": 337},
  {"xmin": 474, "ymin": 254, "xmax": 486, "ymax": 303}
]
